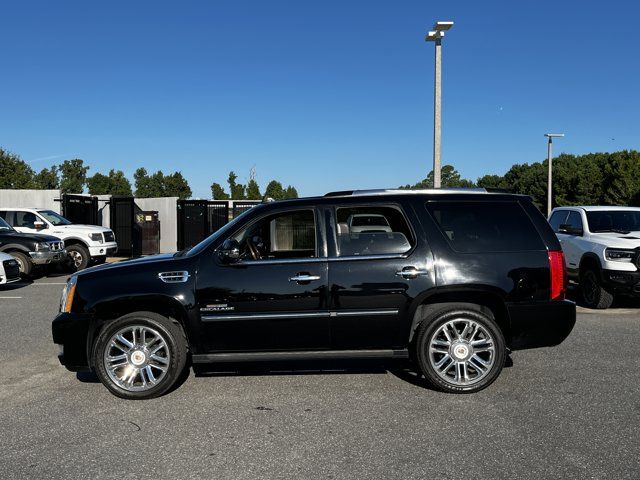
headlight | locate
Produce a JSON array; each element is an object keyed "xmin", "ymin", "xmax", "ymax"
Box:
[
  {"xmin": 60, "ymin": 276, "xmax": 78, "ymax": 313},
  {"xmin": 35, "ymin": 242, "xmax": 50, "ymax": 251},
  {"xmin": 89, "ymin": 233, "xmax": 103, "ymax": 243},
  {"xmin": 605, "ymin": 248, "xmax": 636, "ymax": 263}
]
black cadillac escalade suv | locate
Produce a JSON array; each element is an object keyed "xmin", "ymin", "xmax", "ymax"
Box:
[{"xmin": 53, "ymin": 189, "xmax": 576, "ymax": 399}]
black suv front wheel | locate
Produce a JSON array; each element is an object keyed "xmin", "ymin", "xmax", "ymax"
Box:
[
  {"xmin": 414, "ymin": 307, "xmax": 506, "ymax": 393},
  {"xmin": 93, "ymin": 312, "xmax": 188, "ymax": 399}
]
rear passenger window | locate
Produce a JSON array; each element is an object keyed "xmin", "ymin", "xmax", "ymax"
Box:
[
  {"xmin": 335, "ymin": 206, "xmax": 414, "ymax": 256},
  {"xmin": 426, "ymin": 202, "xmax": 545, "ymax": 253}
]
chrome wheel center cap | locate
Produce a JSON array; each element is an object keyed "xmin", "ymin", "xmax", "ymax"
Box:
[
  {"xmin": 130, "ymin": 350, "xmax": 146, "ymax": 366},
  {"xmin": 452, "ymin": 343, "xmax": 470, "ymax": 360}
]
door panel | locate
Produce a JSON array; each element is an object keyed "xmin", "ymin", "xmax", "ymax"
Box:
[
  {"xmin": 326, "ymin": 202, "xmax": 435, "ymax": 349},
  {"xmin": 196, "ymin": 260, "xmax": 330, "ymax": 352}
]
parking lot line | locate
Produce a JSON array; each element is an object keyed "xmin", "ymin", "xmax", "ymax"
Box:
[{"xmin": 0, "ymin": 296, "xmax": 22, "ymax": 299}]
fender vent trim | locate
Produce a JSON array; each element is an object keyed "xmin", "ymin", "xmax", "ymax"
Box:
[{"xmin": 158, "ymin": 271, "xmax": 190, "ymax": 283}]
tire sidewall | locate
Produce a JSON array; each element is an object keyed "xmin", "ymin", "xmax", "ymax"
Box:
[
  {"xmin": 415, "ymin": 308, "xmax": 506, "ymax": 393},
  {"xmin": 93, "ymin": 312, "xmax": 187, "ymax": 400},
  {"xmin": 11, "ymin": 251, "xmax": 33, "ymax": 277},
  {"xmin": 66, "ymin": 245, "xmax": 90, "ymax": 271}
]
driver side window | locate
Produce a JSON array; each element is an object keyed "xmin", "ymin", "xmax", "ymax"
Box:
[{"xmin": 233, "ymin": 209, "xmax": 316, "ymax": 261}]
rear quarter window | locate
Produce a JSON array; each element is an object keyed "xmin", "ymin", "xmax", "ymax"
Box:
[{"xmin": 426, "ymin": 201, "xmax": 545, "ymax": 253}]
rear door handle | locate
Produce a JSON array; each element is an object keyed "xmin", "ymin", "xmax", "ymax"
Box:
[
  {"xmin": 289, "ymin": 274, "xmax": 321, "ymax": 283},
  {"xmin": 395, "ymin": 267, "xmax": 429, "ymax": 279}
]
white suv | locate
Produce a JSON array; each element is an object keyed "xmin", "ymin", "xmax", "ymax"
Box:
[
  {"xmin": 0, "ymin": 208, "xmax": 118, "ymax": 271},
  {"xmin": 549, "ymin": 206, "xmax": 640, "ymax": 308}
]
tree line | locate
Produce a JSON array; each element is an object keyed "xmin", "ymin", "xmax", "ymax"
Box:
[
  {"xmin": 0, "ymin": 147, "xmax": 298, "ymax": 200},
  {"xmin": 401, "ymin": 150, "xmax": 640, "ymax": 211}
]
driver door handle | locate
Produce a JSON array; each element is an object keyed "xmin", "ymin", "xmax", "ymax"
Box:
[
  {"xmin": 395, "ymin": 267, "xmax": 429, "ymax": 279},
  {"xmin": 289, "ymin": 274, "xmax": 321, "ymax": 283}
]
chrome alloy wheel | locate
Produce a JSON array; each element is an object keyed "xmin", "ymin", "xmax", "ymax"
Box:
[
  {"xmin": 428, "ymin": 318, "xmax": 495, "ymax": 386},
  {"xmin": 103, "ymin": 325, "xmax": 171, "ymax": 392},
  {"xmin": 69, "ymin": 250, "xmax": 83, "ymax": 268}
]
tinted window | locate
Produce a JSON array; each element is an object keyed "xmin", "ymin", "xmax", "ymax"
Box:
[
  {"xmin": 566, "ymin": 212, "xmax": 583, "ymax": 231},
  {"xmin": 232, "ymin": 209, "xmax": 316, "ymax": 260},
  {"xmin": 426, "ymin": 201, "xmax": 545, "ymax": 253},
  {"xmin": 0, "ymin": 217, "xmax": 14, "ymax": 231},
  {"xmin": 586, "ymin": 210, "xmax": 640, "ymax": 233},
  {"xmin": 335, "ymin": 206, "xmax": 414, "ymax": 256},
  {"xmin": 549, "ymin": 211, "xmax": 569, "ymax": 233}
]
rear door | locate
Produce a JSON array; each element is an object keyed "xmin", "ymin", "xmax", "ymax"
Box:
[{"xmin": 325, "ymin": 201, "xmax": 435, "ymax": 349}]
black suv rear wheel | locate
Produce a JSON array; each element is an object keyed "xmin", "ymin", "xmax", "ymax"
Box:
[
  {"xmin": 93, "ymin": 312, "xmax": 188, "ymax": 399},
  {"xmin": 414, "ymin": 307, "xmax": 506, "ymax": 393}
]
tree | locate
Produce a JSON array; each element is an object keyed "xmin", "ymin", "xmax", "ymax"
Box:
[
  {"xmin": 164, "ymin": 172, "xmax": 192, "ymax": 199},
  {"xmin": 34, "ymin": 166, "xmax": 60, "ymax": 189},
  {"xmin": 401, "ymin": 165, "xmax": 475, "ymax": 189},
  {"xmin": 283, "ymin": 185, "xmax": 298, "ymax": 199},
  {"xmin": 227, "ymin": 171, "xmax": 246, "ymax": 199},
  {"xmin": 87, "ymin": 170, "xmax": 133, "ymax": 196},
  {"xmin": 246, "ymin": 179, "xmax": 261, "ymax": 200},
  {"xmin": 59, "ymin": 158, "xmax": 88, "ymax": 194},
  {"xmin": 476, "ymin": 174, "xmax": 505, "ymax": 190},
  {"xmin": 264, "ymin": 180, "xmax": 284, "ymax": 199},
  {"xmin": 211, "ymin": 182, "xmax": 229, "ymax": 200},
  {"xmin": 0, "ymin": 148, "xmax": 35, "ymax": 188}
]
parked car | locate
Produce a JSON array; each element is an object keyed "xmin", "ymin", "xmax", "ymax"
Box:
[
  {"xmin": 0, "ymin": 251, "xmax": 21, "ymax": 285},
  {"xmin": 347, "ymin": 213, "xmax": 393, "ymax": 233},
  {"xmin": 53, "ymin": 189, "xmax": 576, "ymax": 399},
  {"xmin": 0, "ymin": 216, "xmax": 66, "ymax": 276},
  {"xmin": 549, "ymin": 206, "xmax": 640, "ymax": 309},
  {"xmin": 0, "ymin": 208, "xmax": 117, "ymax": 270}
]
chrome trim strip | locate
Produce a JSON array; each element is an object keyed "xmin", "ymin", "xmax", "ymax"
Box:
[
  {"xmin": 158, "ymin": 271, "xmax": 190, "ymax": 283},
  {"xmin": 235, "ymin": 254, "xmax": 407, "ymax": 266},
  {"xmin": 202, "ymin": 311, "xmax": 330, "ymax": 321},
  {"xmin": 202, "ymin": 309, "xmax": 399, "ymax": 322},
  {"xmin": 192, "ymin": 349, "xmax": 409, "ymax": 363},
  {"xmin": 329, "ymin": 254, "xmax": 407, "ymax": 262}
]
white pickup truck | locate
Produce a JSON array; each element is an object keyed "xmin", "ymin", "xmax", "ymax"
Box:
[
  {"xmin": 0, "ymin": 208, "xmax": 118, "ymax": 270},
  {"xmin": 549, "ymin": 206, "xmax": 640, "ymax": 309}
]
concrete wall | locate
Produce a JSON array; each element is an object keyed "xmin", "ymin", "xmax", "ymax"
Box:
[
  {"xmin": 0, "ymin": 189, "xmax": 62, "ymax": 213},
  {"xmin": 135, "ymin": 197, "xmax": 178, "ymax": 253}
]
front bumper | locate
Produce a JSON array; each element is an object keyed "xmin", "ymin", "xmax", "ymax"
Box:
[
  {"xmin": 89, "ymin": 242, "xmax": 118, "ymax": 258},
  {"xmin": 29, "ymin": 249, "xmax": 68, "ymax": 265},
  {"xmin": 52, "ymin": 312, "xmax": 92, "ymax": 371},
  {"xmin": 600, "ymin": 269, "xmax": 640, "ymax": 295},
  {"xmin": 508, "ymin": 300, "xmax": 576, "ymax": 350}
]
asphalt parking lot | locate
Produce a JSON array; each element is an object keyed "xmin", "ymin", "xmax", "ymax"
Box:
[{"xmin": 1, "ymin": 276, "xmax": 639, "ymax": 480}]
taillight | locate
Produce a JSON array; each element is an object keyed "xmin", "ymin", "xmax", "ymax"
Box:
[{"xmin": 548, "ymin": 250, "xmax": 566, "ymax": 301}]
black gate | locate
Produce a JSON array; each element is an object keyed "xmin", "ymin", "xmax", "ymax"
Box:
[
  {"xmin": 135, "ymin": 211, "xmax": 160, "ymax": 256},
  {"xmin": 62, "ymin": 195, "xmax": 99, "ymax": 225},
  {"xmin": 177, "ymin": 200, "xmax": 229, "ymax": 250},
  {"xmin": 110, "ymin": 196, "xmax": 135, "ymax": 256},
  {"xmin": 232, "ymin": 201, "xmax": 260, "ymax": 219}
]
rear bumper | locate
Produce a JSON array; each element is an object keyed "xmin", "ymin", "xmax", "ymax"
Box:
[
  {"xmin": 508, "ymin": 300, "xmax": 576, "ymax": 350},
  {"xmin": 52, "ymin": 312, "xmax": 92, "ymax": 372}
]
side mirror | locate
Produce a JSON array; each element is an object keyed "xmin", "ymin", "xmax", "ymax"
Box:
[
  {"xmin": 559, "ymin": 224, "xmax": 583, "ymax": 236},
  {"xmin": 34, "ymin": 221, "xmax": 47, "ymax": 231},
  {"xmin": 218, "ymin": 239, "xmax": 240, "ymax": 263}
]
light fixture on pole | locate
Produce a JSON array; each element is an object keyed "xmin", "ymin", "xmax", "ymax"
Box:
[
  {"xmin": 544, "ymin": 133, "xmax": 565, "ymax": 217},
  {"xmin": 426, "ymin": 21, "xmax": 453, "ymax": 189}
]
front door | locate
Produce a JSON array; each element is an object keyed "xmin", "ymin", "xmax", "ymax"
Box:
[
  {"xmin": 196, "ymin": 207, "xmax": 331, "ymax": 352},
  {"xmin": 326, "ymin": 202, "xmax": 435, "ymax": 349}
]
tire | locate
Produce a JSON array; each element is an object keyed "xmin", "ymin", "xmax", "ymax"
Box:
[
  {"xmin": 10, "ymin": 251, "xmax": 33, "ymax": 277},
  {"xmin": 581, "ymin": 269, "xmax": 614, "ymax": 309},
  {"xmin": 66, "ymin": 244, "xmax": 90, "ymax": 271},
  {"xmin": 414, "ymin": 307, "xmax": 506, "ymax": 394},
  {"xmin": 93, "ymin": 312, "xmax": 188, "ymax": 400}
]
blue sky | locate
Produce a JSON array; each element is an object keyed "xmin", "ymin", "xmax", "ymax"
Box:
[{"xmin": 1, "ymin": 0, "xmax": 638, "ymax": 198}]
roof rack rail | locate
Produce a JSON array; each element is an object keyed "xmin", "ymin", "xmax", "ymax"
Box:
[{"xmin": 324, "ymin": 188, "xmax": 488, "ymax": 197}]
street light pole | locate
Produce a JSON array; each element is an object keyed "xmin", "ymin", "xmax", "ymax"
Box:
[
  {"xmin": 544, "ymin": 133, "xmax": 565, "ymax": 217},
  {"xmin": 426, "ymin": 21, "xmax": 453, "ymax": 189}
]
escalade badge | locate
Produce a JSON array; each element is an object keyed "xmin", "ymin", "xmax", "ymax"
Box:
[{"xmin": 200, "ymin": 304, "xmax": 235, "ymax": 312}]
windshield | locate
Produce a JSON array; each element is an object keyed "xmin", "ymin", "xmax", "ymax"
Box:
[
  {"xmin": 352, "ymin": 215, "xmax": 389, "ymax": 227},
  {"xmin": 37, "ymin": 210, "xmax": 72, "ymax": 226},
  {"xmin": 586, "ymin": 210, "xmax": 640, "ymax": 233},
  {"xmin": 0, "ymin": 217, "xmax": 15, "ymax": 231},
  {"xmin": 185, "ymin": 206, "xmax": 261, "ymax": 257}
]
